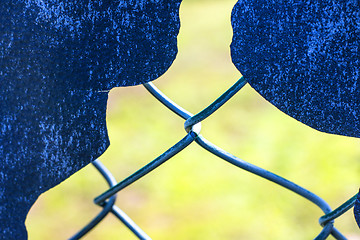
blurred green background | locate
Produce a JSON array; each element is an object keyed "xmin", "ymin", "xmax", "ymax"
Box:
[{"xmin": 26, "ymin": 0, "xmax": 360, "ymax": 239}]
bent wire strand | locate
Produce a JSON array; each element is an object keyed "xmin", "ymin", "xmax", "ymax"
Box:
[
  {"xmin": 195, "ymin": 135, "xmax": 345, "ymax": 240},
  {"xmin": 183, "ymin": 77, "xmax": 247, "ymax": 132},
  {"xmin": 94, "ymin": 128, "xmax": 200, "ymax": 205},
  {"xmin": 70, "ymin": 160, "xmax": 150, "ymax": 240},
  {"xmin": 319, "ymin": 194, "xmax": 357, "ymax": 227},
  {"xmin": 69, "ymin": 160, "xmax": 117, "ymax": 240},
  {"xmin": 110, "ymin": 205, "xmax": 151, "ymax": 240},
  {"xmin": 142, "ymin": 77, "xmax": 349, "ymax": 240}
]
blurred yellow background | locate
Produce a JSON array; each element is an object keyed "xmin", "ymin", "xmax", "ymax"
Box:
[{"xmin": 27, "ymin": 0, "xmax": 360, "ymax": 239}]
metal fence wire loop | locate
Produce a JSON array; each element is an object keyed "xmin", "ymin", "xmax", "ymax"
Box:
[{"xmin": 70, "ymin": 77, "xmax": 357, "ymax": 240}]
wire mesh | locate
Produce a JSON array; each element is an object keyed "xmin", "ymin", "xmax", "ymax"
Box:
[{"xmin": 66, "ymin": 77, "xmax": 357, "ymax": 240}]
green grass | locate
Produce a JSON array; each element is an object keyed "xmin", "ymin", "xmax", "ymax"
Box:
[{"xmin": 27, "ymin": 0, "xmax": 360, "ymax": 239}]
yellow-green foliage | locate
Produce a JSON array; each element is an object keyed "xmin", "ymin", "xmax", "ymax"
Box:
[{"xmin": 27, "ymin": 1, "xmax": 360, "ymax": 239}]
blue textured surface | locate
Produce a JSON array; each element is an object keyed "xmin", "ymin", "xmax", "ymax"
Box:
[
  {"xmin": 231, "ymin": 0, "xmax": 360, "ymax": 138},
  {"xmin": 0, "ymin": 0, "xmax": 181, "ymax": 238}
]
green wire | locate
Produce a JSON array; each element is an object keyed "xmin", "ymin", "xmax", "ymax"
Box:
[{"xmin": 319, "ymin": 193, "xmax": 357, "ymax": 226}]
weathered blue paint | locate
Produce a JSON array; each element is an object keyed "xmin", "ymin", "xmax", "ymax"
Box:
[
  {"xmin": 231, "ymin": 0, "xmax": 360, "ymax": 138},
  {"xmin": 0, "ymin": 0, "xmax": 181, "ymax": 238}
]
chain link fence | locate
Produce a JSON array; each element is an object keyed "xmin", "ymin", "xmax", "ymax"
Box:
[{"xmin": 63, "ymin": 77, "xmax": 357, "ymax": 240}]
